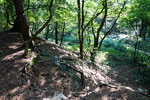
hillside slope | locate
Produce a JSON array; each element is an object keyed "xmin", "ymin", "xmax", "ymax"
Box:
[{"xmin": 0, "ymin": 32, "xmax": 149, "ymax": 100}]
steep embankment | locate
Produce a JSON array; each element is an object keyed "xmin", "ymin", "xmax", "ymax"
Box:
[{"xmin": 0, "ymin": 32, "xmax": 149, "ymax": 100}]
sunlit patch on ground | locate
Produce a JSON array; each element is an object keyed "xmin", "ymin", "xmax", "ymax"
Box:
[{"xmin": 2, "ymin": 50, "xmax": 24, "ymax": 60}]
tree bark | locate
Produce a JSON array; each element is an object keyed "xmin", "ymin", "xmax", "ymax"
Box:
[
  {"xmin": 77, "ymin": 0, "xmax": 83, "ymax": 59},
  {"xmin": 13, "ymin": 0, "xmax": 31, "ymax": 41},
  {"xmin": 80, "ymin": 0, "xmax": 85, "ymax": 59},
  {"xmin": 45, "ymin": 24, "xmax": 50, "ymax": 40},
  {"xmin": 60, "ymin": 22, "xmax": 65, "ymax": 46},
  {"xmin": 55, "ymin": 22, "xmax": 58, "ymax": 44}
]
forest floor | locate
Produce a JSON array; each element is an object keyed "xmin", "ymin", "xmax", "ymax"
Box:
[{"xmin": 0, "ymin": 32, "xmax": 150, "ymax": 100}]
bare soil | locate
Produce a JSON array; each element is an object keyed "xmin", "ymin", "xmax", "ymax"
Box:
[{"xmin": 0, "ymin": 32, "xmax": 150, "ymax": 100}]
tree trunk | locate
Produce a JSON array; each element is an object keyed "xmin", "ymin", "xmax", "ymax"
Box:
[
  {"xmin": 133, "ymin": 33, "xmax": 139, "ymax": 63},
  {"xmin": 60, "ymin": 22, "xmax": 65, "ymax": 46},
  {"xmin": 80, "ymin": 0, "xmax": 84, "ymax": 59},
  {"xmin": 94, "ymin": 0, "xmax": 107, "ymax": 48},
  {"xmin": 98, "ymin": 1, "xmax": 126, "ymax": 49},
  {"xmin": 77, "ymin": 0, "xmax": 83, "ymax": 59},
  {"xmin": 86, "ymin": 28, "xmax": 91, "ymax": 47},
  {"xmin": 55, "ymin": 22, "xmax": 58, "ymax": 44},
  {"xmin": 45, "ymin": 24, "xmax": 50, "ymax": 40},
  {"xmin": 139, "ymin": 19, "xmax": 144, "ymax": 37},
  {"xmin": 13, "ymin": 0, "xmax": 31, "ymax": 41}
]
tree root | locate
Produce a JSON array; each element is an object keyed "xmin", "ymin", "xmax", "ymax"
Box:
[
  {"xmin": 99, "ymin": 83, "xmax": 118, "ymax": 89},
  {"xmin": 61, "ymin": 62, "xmax": 85, "ymax": 88}
]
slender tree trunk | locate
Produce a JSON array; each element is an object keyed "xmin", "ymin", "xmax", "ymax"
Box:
[
  {"xmin": 133, "ymin": 31, "xmax": 140, "ymax": 63},
  {"xmin": 98, "ymin": 1, "xmax": 126, "ymax": 49},
  {"xmin": 143, "ymin": 23, "xmax": 147, "ymax": 40},
  {"xmin": 139, "ymin": 19, "xmax": 144, "ymax": 37},
  {"xmin": 89, "ymin": 0, "xmax": 107, "ymax": 61},
  {"xmin": 55, "ymin": 22, "xmax": 58, "ymax": 44},
  {"xmin": 77, "ymin": 0, "xmax": 83, "ymax": 59},
  {"xmin": 86, "ymin": 28, "xmax": 91, "ymax": 47},
  {"xmin": 60, "ymin": 22, "xmax": 65, "ymax": 46},
  {"xmin": 94, "ymin": 0, "xmax": 107, "ymax": 48},
  {"xmin": 45, "ymin": 24, "xmax": 49, "ymax": 40},
  {"xmin": 13, "ymin": 0, "xmax": 31, "ymax": 41},
  {"xmin": 78, "ymin": 0, "xmax": 104, "ymax": 59},
  {"xmin": 80, "ymin": 0, "xmax": 84, "ymax": 59}
]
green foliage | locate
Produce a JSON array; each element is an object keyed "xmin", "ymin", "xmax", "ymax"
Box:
[
  {"xmin": 0, "ymin": 0, "xmax": 5, "ymax": 4},
  {"xmin": 138, "ymin": 53, "xmax": 150, "ymax": 66},
  {"xmin": 133, "ymin": 53, "xmax": 150, "ymax": 86},
  {"xmin": 101, "ymin": 47, "xmax": 131, "ymax": 66},
  {"xmin": 65, "ymin": 44, "xmax": 79, "ymax": 51},
  {"xmin": 138, "ymin": 40, "xmax": 150, "ymax": 53},
  {"xmin": 103, "ymin": 38, "xmax": 127, "ymax": 52},
  {"xmin": 119, "ymin": 0, "xmax": 150, "ymax": 29}
]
